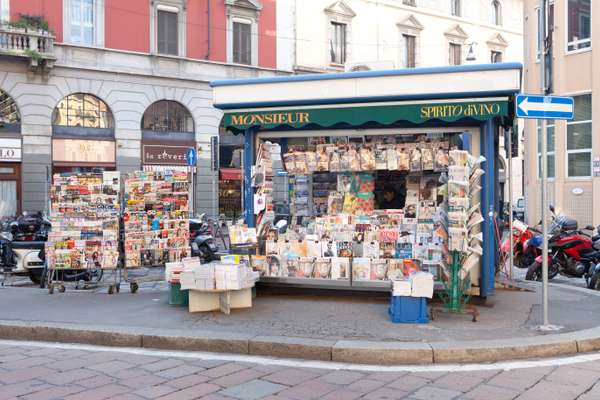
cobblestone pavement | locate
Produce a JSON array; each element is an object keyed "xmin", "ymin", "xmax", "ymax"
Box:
[{"xmin": 2, "ymin": 341, "xmax": 600, "ymax": 400}]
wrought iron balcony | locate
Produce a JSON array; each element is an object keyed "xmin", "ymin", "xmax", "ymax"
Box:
[{"xmin": 0, "ymin": 25, "xmax": 55, "ymax": 70}]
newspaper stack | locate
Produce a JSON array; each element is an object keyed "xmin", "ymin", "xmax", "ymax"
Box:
[{"xmin": 392, "ymin": 272, "xmax": 434, "ymax": 298}]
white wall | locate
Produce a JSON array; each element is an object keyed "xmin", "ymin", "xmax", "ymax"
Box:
[
  {"xmin": 291, "ymin": 0, "xmax": 524, "ymax": 71},
  {"xmin": 276, "ymin": 0, "xmax": 296, "ymax": 72}
]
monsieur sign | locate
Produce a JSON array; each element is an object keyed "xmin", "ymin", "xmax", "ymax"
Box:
[{"xmin": 223, "ymin": 100, "xmax": 508, "ymax": 130}]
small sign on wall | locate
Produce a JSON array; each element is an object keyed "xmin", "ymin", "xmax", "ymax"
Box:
[{"xmin": 593, "ymin": 156, "xmax": 600, "ymax": 177}]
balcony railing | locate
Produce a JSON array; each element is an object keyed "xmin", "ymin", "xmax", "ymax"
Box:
[{"xmin": 0, "ymin": 25, "xmax": 55, "ymax": 69}]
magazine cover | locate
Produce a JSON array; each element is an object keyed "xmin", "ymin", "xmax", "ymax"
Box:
[
  {"xmin": 375, "ymin": 144, "xmax": 387, "ymax": 170},
  {"xmin": 449, "ymin": 150, "xmax": 469, "ymax": 166},
  {"xmin": 370, "ymin": 259, "xmax": 388, "ymax": 281},
  {"xmin": 322, "ymin": 240, "xmax": 338, "ymax": 257},
  {"xmin": 397, "ymin": 146, "xmax": 410, "ymax": 171},
  {"xmin": 251, "ymin": 255, "xmax": 268, "ymax": 277},
  {"xmin": 266, "ymin": 255, "xmax": 283, "ymax": 277},
  {"xmin": 395, "ymin": 242, "xmax": 413, "ymax": 259},
  {"xmin": 434, "ymin": 146, "xmax": 450, "ymax": 171},
  {"xmin": 421, "ymin": 145, "xmax": 434, "ymax": 171},
  {"xmin": 380, "ymin": 241, "xmax": 396, "ymax": 258},
  {"xmin": 410, "ymin": 147, "xmax": 422, "ymax": 172},
  {"xmin": 362, "ymin": 241, "xmax": 380, "ymax": 258},
  {"xmin": 316, "ymin": 145, "xmax": 330, "ymax": 171},
  {"xmin": 337, "ymin": 241, "xmax": 353, "ymax": 257},
  {"xmin": 419, "ymin": 177, "xmax": 438, "ymax": 202},
  {"xmin": 330, "ymin": 257, "xmax": 350, "ymax": 279},
  {"xmin": 360, "ymin": 145, "xmax": 376, "ymax": 171},
  {"xmin": 313, "ymin": 257, "xmax": 331, "ymax": 279},
  {"xmin": 386, "ymin": 145, "xmax": 399, "ymax": 170},
  {"xmin": 387, "ymin": 259, "xmax": 404, "ymax": 280},
  {"xmin": 329, "ymin": 148, "xmax": 341, "ymax": 172},
  {"xmin": 299, "ymin": 257, "xmax": 315, "ymax": 278},
  {"xmin": 305, "ymin": 151, "xmax": 317, "ymax": 172},
  {"xmin": 352, "ymin": 258, "xmax": 371, "ymax": 281},
  {"xmin": 327, "ymin": 193, "xmax": 343, "ymax": 215},
  {"xmin": 337, "ymin": 173, "xmax": 352, "ymax": 193},
  {"xmin": 402, "ymin": 258, "xmax": 421, "ymax": 276}
]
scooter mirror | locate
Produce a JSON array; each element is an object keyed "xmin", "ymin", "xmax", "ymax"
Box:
[
  {"xmin": 549, "ymin": 205, "xmax": 556, "ymax": 213},
  {"xmin": 585, "ymin": 225, "xmax": 595, "ymax": 231}
]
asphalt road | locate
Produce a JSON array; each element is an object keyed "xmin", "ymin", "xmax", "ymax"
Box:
[{"xmin": 2, "ymin": 340, "xmax": 600, "ymax": 400}]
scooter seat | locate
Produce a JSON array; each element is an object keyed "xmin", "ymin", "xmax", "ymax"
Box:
[{"xmin": 8, "ymin": 241, "xmax": 45, "ymax": 250}]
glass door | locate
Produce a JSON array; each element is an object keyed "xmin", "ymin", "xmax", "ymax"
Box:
[{"xmin": 0, "ymin": 163, "xmax": 20, "ymax": 218}]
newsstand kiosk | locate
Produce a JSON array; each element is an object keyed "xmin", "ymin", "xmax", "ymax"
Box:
[{"xmin": 211, "ymin": 63, "xmax": 522, "ymax": 300}]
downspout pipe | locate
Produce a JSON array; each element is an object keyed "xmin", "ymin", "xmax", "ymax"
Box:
[{"xmin": 206, "ymin": 0, "xmax": 211, "ymax": 59}]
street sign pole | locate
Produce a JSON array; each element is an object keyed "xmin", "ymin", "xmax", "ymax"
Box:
[
  {"xmin": 539, "ymin": 0, "xmax": 550, "ymax": 328},
  {"xmin": 507, "ymin": 127, "xmax": 513, "ymax": 280}
]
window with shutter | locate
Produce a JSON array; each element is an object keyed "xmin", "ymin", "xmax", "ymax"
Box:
[
  {"xmin": 449, "ymin": 43, "xmax": 461, "ymax": 65},
  {"xmin": 331, "ymin": 22, "xmax": 347, "ymax": 64},
  {"xmin": 233, "ymin": 21, "xmax": 252, "ymax": 65},
  {"xmin": 403, "ymin": 34, "xmax": 416, "ymax": 68},
  {"xmin": 158, "ymin": 10, "xmax": 178, "ymax": 55}
]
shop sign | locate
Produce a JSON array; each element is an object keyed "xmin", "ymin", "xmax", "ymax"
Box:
[
  {"xmin": 52, "ymin": 139, "xmax": 115, "ymax": 163},
  {"xmin": 0, "ymin": 138, "xmax": 21, "ymax": 162},
  {"xmin": 223, "ymin": 100, "xmax": 509, "ymax": 130},
  {"xmin": 142, "ymin": 144, "xmax": 190, "ymax": 166}
]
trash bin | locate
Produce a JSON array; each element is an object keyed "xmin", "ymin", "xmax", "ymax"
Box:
[{"xmin": 388, "ymin": 296, "xmax": 428, "ymax": 323}]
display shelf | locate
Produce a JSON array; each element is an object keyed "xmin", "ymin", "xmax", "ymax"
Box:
[
  {"xmin": 350, "ymin": 280, "xmax": 393, "ymax": 290},
  {"xmin": 259, "ymin": 276, "xmax": 351, "ymax": 288}
]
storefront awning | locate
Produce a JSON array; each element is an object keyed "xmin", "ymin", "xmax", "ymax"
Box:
[{"xmin": 222, "ymin": 98, "xmax": 509, "ymax": 132}]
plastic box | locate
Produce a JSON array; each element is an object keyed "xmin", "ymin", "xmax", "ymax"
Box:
[
  {"xmin": 168, "ymin": 283, "xmax": 189, "ymax": 306},
  {"xmin": 388, "ymin": 296, "xmax": 429, "ymax": 324}
]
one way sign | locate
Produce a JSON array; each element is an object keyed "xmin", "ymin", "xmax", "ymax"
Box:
[{"xmin": 516, "ymin": 94, "xmax": 574, "ymax": 120}]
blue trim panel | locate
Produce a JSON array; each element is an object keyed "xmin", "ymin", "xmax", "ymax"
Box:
[
  {"xmin": 480, "ymin": 120, "xmax": 496, "ymax": 297},
  {"xmin": 214, "ymin": 90, "xmax": 519, "ymax": 110},
  {"xmin": 243, "ymin": 128, "xmax": 255, "ymax": 227},
  {"xmin": 210, "ymin": 62, "xmax": 523, "ymax": 87},
  {"xmin": 460, "ymin": 130, "xmax": 471, "ymax": 152},
  {"xmin": 522, "ymin": 111, "xmax": 573, "ymax": 119}
]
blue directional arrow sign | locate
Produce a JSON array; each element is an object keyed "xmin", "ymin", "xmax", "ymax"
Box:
[
  {"xmin": 185, "ymin": 147, "xmax": 197, "ymax": 166},
  {"xmin": 516, "ymin": 94, "xmax": 574, "ymax": 120}
]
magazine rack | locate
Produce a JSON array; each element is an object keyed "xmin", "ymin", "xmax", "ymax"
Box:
[
  {"xmin": 122, "ymin": 170, "xmax": 191, "ymax": 293},
  {"xmin": 45, "ymin": 172, "xmax": 121, "ymax": 294},
  {"xmin": 430, "ymin": 150, "xmax": 484, "ymax": 322}
]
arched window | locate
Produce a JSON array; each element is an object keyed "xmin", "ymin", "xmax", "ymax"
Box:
[
  {"xmin": 52, "ymin": 93, "xmax": 114, "ymax": 128},
  {"xmin": 0, "ymin": 89, "xmax": 20, "ymax": 124},
  {"xmin": 142, "ymin": 100, "xmax": 194, "ymax": 133},
  {"xmin": 491, "ymin": 0, "xmax": 502, "ymax": 26}
]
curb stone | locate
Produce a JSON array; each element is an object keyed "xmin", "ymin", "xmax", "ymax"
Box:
[{"xmin": 0, "ymin": 320, "xmax": 599, "ymax": 365}]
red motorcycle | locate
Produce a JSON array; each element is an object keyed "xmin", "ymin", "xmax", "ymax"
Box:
[
  {"xmin": 526, "ymin": 207, "xmax": 597, "ymax": 282},
  {"xmin": 500, "ymin": 219, "xmax": 540, "ymax": 270}
]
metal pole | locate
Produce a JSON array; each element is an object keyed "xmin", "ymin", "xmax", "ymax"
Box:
[
  {"xmin": 507, "ymin": 127, "xmax": 513, "ymax": 280},
  {"xmin": 539, "ymin": 0, "xmax": 549, "ymax": 327}
]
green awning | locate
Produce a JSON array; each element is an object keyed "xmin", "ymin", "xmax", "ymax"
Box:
[{"xmin": 223, "ymin": 99, "xmax": 508, "ymax": 131}]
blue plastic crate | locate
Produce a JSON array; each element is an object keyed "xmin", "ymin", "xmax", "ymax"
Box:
[{"xmin": 389, "ymin": 296, "xmax": 429, "ymax": 324}]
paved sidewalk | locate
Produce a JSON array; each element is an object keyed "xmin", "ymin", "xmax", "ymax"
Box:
[{"xmin": 2, "ymin": 340, "xmax": 600, "ymax": 400}]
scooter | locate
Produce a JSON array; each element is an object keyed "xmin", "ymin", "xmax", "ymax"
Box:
[
  {"xmin": 190, "ymin": 214, "xmax": 220, "ymax": 263},
  {"xmin": 526, "ymin": 206, "xmax": 597, "ymax": 284},
  {"xmin": 1, "ymin": 212, "xmax": 49, "ymax": 284},
  {"xmin": 500, "ymin": 219, "xmax": 540, "ymax": 269}
]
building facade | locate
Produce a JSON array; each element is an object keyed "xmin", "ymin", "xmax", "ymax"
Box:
[
  {"xmin": 0, "ymin": 0, "xmax": 284, "ymax": 217},
  {"xmin": 523, "ymin": 0, "xmax": 597, "ymax": 225},
  {"xmin": 276, "ymin": 0, "xmax": 525, "ymax": 203}
]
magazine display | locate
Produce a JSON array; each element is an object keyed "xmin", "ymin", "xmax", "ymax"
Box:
[
  {"xmin": 251, "ymin": 134, "xmax": 461, "ymax": 283},
  {"xmin": 447, "ymin": 150, "xmax": 485, "ymax": 277},
  {"xmin": 123, "ymin": 170, "xmax": 190, "ymax": 268},
  {"xmin": 46, "ymin": 172, "xmax": 120, "ymax": 270}
]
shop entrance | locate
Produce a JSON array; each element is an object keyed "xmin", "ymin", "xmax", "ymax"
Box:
[{"xmin": 0, "ymin": 162, "xmax": 20, "ymax": 217}]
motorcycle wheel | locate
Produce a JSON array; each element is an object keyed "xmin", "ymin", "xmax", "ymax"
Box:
[
  {"xmin": 526, "ymin": 262, "xmax": 542, "ymax": 281},
  {"xmin": 589, "ymin": 272, "xmax": 600, "ymax": 290},
  {"xmin": 28, "ymin": 268, "xmax": 44, "ymax": 285},
  {"xmin": 526, "ymin": 261, "xmax": 559, "ymax": 281}
]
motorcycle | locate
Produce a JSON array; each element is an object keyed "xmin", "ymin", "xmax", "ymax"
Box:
[
  {"xmin": 500, "ymin": 219, "xmax": 540, "ymax": 269},
  {"xmin": 526, "ymin": 206, "xmax": 598, "ymax": 285},
  {"xmin": 1, "ymin": 212, "xmax": 50, "ymax": 284},
  {"xmin": 190, "ymin": 214, "xmax": 220, "ymax": 262}
]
